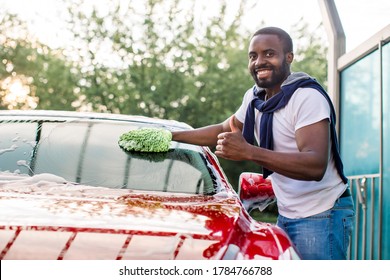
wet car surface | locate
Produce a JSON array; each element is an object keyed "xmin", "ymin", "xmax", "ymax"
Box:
[{"xmin": 0, "ymin": 110, "xmax": 299, "ymax": 260}]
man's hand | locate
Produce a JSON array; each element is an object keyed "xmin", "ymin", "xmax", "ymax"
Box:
[{"xmin": 215, "ymin": 116, "xmax": 251, "ymax": 161}]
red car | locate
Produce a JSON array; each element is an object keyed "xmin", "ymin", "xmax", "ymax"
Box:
[{"xmin": 0, "ymin": 110, "xmax": 299, "ymax": 260}]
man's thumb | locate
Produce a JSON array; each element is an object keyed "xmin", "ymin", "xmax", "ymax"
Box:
[{"xmin": 229, "ymin": 115, "xmax": 239, "ymax": 132}]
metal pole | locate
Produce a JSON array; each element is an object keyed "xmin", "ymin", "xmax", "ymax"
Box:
[
  {"xmin": 370, "ymin": 178, "xmax": 374, "ymax": 260},
  {"xmin": 378, "ymin": 40, "xmax": 384, "ymax": 260},
  {"xmin": 352, "ymin": 179, "xmax": 359, "ymax": 259},
  {"xmin": 317, "ymin": 0, "xmax": 346, "ymax": 133}
]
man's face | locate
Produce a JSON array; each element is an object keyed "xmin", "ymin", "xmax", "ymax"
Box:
[{"xmin": 248, "ymin": 34, "xmax": 293, "ymax": 92}]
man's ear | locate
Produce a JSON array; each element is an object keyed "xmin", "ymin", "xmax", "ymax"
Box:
[{"xmin": 286, "ymin": 52, "xmax": 294, "ymax": 64}]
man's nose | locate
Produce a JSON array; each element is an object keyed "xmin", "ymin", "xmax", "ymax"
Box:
[{"xmin": 254, "ymin": 55, "xmax": 265, "ymax": 66}]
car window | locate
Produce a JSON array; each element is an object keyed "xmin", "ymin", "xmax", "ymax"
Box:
[
  {"xmin": 0, "ymin": 119, "xmax": 217, "ymax": 195},
  {"xmin": 0, "ymin": 121, "xmax": 37, "ymax": 173}
]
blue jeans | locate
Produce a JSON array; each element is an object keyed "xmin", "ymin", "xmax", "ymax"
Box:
[{"xmin": 277, "ymin": 196, "xmax": 355, "ymax": 260}]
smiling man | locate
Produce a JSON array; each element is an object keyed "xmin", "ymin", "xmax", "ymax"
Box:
[{"xmin": 172, "ymin": 26, "xmax": 355, "ymax": 260}]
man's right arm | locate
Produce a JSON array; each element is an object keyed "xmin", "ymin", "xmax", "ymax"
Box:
[{"xmin": 172, "ymin": 116, "xmax": 239, "ymax": 147}]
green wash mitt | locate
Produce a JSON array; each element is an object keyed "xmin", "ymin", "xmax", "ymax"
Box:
[{"xmin": 118, "ymin": 127, "xmax": 172, "ymax": 153}]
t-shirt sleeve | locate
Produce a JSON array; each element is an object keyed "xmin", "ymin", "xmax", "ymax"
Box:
[{"xmin": 288, "ymin": 87, "xmax": 331, "ymax": 131}]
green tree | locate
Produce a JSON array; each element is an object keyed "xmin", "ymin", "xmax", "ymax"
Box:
[
  {"xmin": 0, "ymin": 13, "xmax": 78, "ymax": 110},
  {"xmin": 291, "ymin": 21, "xmax": 328, "ymax": 87},
  {"xmin": 63, "ymin": 0, "xmax": 253, "ymax": 126}
]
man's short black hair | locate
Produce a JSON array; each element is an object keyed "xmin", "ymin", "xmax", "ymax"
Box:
[{"xmin": 252, "ymin": 27, "xmax": 293, "ymax": 54}]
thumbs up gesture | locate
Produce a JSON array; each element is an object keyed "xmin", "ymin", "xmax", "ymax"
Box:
[
  {"xmin": 229, "ymin": 114, "xmax": 240, "ymax": 132},
  {"xmin": 215, "ymin": 115, "xmax": 250, "ymax": 161}
]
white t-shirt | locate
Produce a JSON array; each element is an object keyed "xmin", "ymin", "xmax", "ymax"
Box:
[{"xmin": 235, "ymin": 86, "xmax": 347, "ymax": 219}]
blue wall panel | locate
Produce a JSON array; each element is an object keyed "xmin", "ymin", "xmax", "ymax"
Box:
[{"xmin": 340, "ymin": 51, "xmax": 380, "ymax": 176}]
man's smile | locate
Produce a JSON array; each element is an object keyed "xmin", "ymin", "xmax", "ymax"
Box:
[{"xmin": 255, "ymin": 68, "xmax": 273, "ymax": 80}]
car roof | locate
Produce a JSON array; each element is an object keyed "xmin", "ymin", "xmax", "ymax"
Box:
[{"xmin": 0, "ymin": 110, "xmax": 193, "ymax": 131}]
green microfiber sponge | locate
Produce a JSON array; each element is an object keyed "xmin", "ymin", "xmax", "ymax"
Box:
[{"xmin": 118, "ymin": 127, "xmax": 172, "ymax": 153}]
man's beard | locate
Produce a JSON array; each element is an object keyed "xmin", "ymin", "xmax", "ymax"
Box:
[{"xmin": 253, "ymin": 60, "xmax": 290, "ymax": 89}]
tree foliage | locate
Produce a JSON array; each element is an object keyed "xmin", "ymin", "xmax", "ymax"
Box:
[
  {"xmin": 291, "ymin": 20, "xmax": 328, "ymax": 87},
  {"xmin": 62, "ymin": 0, "xmax": 253, "ymax": 127},
  {"xmin": 0, "ymin": 13, "xmax": 78, "ymax": 110}
]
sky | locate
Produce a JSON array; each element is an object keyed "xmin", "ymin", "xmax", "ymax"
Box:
[{"xmin": 1, "ymin": 0, "xmax": 390, "ymax": 53}]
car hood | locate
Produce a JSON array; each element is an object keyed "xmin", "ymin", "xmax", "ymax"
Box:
[{"xmin": 0, "ymin": 173, "xmax": 251, "ymax": 260}]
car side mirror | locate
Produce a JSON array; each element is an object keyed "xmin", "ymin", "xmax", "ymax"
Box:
[{"xmin": 238, "ymin": 172, "xmax": 276, "ymax": 213}]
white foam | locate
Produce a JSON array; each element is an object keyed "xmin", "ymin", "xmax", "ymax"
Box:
[{"xmin": 0, "ymin": 144, "xmax": 18, "ymax": 155}]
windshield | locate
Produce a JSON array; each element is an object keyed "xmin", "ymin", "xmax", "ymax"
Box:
[{"xmin": 0, "ymin": 118, "xmax": 217, "ymax": 195}]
